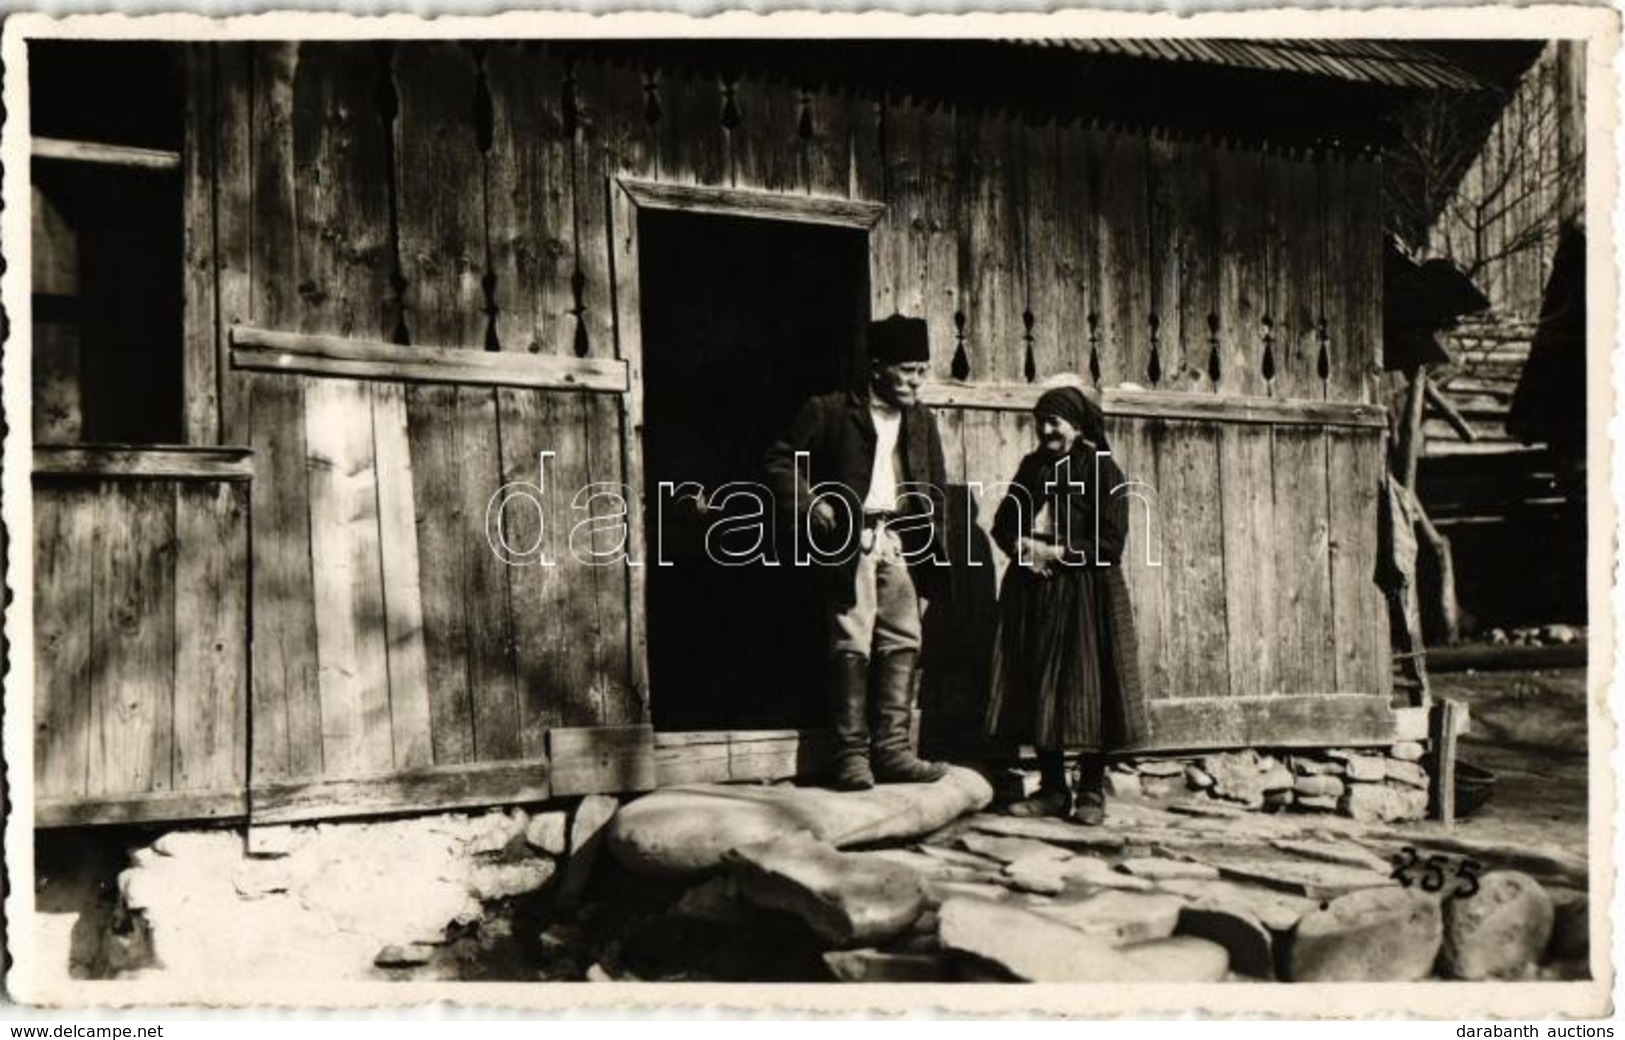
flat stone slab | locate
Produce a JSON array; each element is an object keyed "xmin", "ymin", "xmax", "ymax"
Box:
[
  {"xmin": 1201, "ymin": 854, "xmax": 1398, "ymax": 901},
  {"xmin": 1154, "ymin": 878, "xmax": 1318, "ymax": 933},
  {"xmin": 606, "ymin": 766, "xmax": 993, "ymax": 877},
  {"xmin": 1120, "ymin": 857, "xmax": 1221, "ymax": 881},
  {"xmin": 963, "ymin": 814, "xmax": 1128, "ymax": 850},
  {"xmin": 957, "ymin": 833, "xmax": 1072, "ymax": 865},
  {"xmin": 728, "ymin": 834, "xmax": 926, "ymax": 948},
  {"xmin": 1032, "ymin": 890, "xmax": 1185, "ymax": 944},
  {"xmin": 938, "ymin": 897, "xmax": 1228, "ymax": 982}
]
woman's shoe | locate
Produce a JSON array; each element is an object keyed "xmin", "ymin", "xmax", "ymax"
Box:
[
  {"xmin": 1069, "ymin": 788, "xmax": 1106, "ymax": 826},
  {"xmin": 1006, "ymin": 787, "xmax": 1073, "ymax": 818}
]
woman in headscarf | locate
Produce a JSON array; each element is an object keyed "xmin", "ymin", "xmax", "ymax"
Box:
[{"xmin": 984, "ymin": 386, "xmax": 1149, "ymax": 824}]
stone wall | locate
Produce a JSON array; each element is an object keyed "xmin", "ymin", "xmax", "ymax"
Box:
[
  {"xmin": 33, "ymin": 795, "xmax": 619, "ymax": 986},
  {"xmin": 1110, "ymin": 744, "xmax": 1432, "ymax": 822}
]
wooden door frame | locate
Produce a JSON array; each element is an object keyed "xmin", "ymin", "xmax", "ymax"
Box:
[{"xmin": 607, "ymin": 177, "xmax": 887, "ymax": 723}]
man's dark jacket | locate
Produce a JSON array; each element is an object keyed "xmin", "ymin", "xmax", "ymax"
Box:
[{"xmin": 763, "ymin": 389, "xmax": 952, "ymax": 605}]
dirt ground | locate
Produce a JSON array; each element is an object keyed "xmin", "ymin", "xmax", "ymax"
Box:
[{"xmin": 1420, "ymin": 664, "xmax": 1590, "ymax": 860}]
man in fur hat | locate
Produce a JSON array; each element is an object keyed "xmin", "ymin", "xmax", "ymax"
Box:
[{"xmin": 764, "ymin": 315, "xmax": 952, "ymax": 790}]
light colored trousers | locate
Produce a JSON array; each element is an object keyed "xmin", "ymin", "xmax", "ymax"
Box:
[{"xmin": 827, "ymin": 526, "xmax": 923, "ymax": 657}]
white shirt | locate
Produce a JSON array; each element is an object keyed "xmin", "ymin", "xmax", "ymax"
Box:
[{"xmin": 864, "ymin": 402, "xmax": 904, "ymax": 514}]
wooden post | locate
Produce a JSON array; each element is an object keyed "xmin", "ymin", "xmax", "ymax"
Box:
[
  {"xmin": 1398, "ymin": 365, "xmax": 1428, "ymax": 489},
  {"xmin": 1429, "ymin": 698, "xmax": 1463, "ymax": 827}
]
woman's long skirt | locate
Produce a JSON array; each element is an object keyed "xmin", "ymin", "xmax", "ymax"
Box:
[{"xmin": 984, "ymin": 564, "xmax": 1150, "ymax": 751}]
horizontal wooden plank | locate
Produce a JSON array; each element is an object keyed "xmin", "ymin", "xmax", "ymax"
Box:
[
  {"xmin": 548, "ymin": 725, "xmax": 658, "ymax": 797},
  {"xmin": 37, "ymin": 789, "xmax": 247, "ymax": 828},
  {"xmin": 249, "ymin": 760, "xmax": 551, "ymax": 826},
  {"xmin": 653, "ymin": 728, "xmax": 834, "ymax": 785},
  {"xmin": 33, "ymin": 445, "xmax": 254, "ymax": 481},
  {"xmin": 231, "ymin": 326, "xmax": 629, "ymax": 393},
  {"xmin": 1136, "ymin": 695, "xmax": 1400, "ymax": 752},
  {"xmin": 619, "ymin": 178, "xmax": 887, "ymax": 229},
  {"xmin": 918, "ymin": 382, "xmax": 1388, "ymax": 429},
  {"xmin": 1426, "ymin": 642, "xmax": 1587, "ymax": 673},
  {"xmin": 32, "ymin": 136, "xmax": 181, "ymax": 171}
]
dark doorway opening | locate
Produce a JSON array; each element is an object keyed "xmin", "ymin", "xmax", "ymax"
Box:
[{"xmin": 638, "ymin": 208, "xmax": 870, "ymax": 731}]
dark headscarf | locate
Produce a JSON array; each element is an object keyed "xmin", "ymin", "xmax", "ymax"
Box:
[{"xmin": 1034, "ymin": 386, "xmax": 1110, "ymax": 454}]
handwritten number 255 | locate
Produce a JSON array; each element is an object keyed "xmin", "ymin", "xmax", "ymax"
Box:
[{"xmin": 1389, "ymin": 846, "xmax": 1481, "ymax": 900}]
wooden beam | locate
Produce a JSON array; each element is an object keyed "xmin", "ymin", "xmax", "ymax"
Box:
[
  {"xmin": 1133, "ymin": 695, "xmax": 1400, "ymax": 752},
  {"xmin": 249, "ymin": 759, "xmax": 551, "ymax": 826},
  {"xmin": 37, "ymin": 789, "xmax": 247, "ymax": 828},
  {"xmin": 547, "ymin": 725, "xmax": 658, "ymax": 797},
  {"xmin": 1426, "ymin": 642, "xmax": 1587, "ymax": 673},
  {"xmin": 33, "ymin": 445, "xmax": 254, "ymax": 481},
  {"xmin": 230, "ymin": 326, "xmax": 630, "ymax": 393},
  {"xmin": 32, "ymin": 136, "xmax": 181, "ymax": 172},
  {"xmin": 1423, "ymin": 377, "xmax": 1477, "ymax": 442},
  {"xmin": 618, "ymin": 177, "xmax": 887, "ymax": 229},
  {"xmin": 1398, "ymin": 366, "xmax": 1429, "ymax": 488},
  {"xmin": 1429, "ymin": 698, "xmax": 1464, "ymax": 828},
  {"xmin": 654, "ymin": 728, "xmax": 835, "ymax": 786},
  {"xmin": 918, "ymin": 382, "xmax": 1388, "ymax": 429}
]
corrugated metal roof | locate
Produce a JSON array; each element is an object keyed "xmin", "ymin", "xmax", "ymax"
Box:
[{"xmin": 1020, "ymin": 38, "xmax": 1487, "ymax": 91}]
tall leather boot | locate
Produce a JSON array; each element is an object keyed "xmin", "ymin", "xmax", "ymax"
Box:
[
  {"xmin": 869, "ymin": 649, "xmax": 949, "ymax": 783},
  {"xmin": 1007, "ymin": 747, "xmax": 1072, "ymax": 818},
  {"xmin": 829, "ymin": 651, "xmax": 875, "ymax": 791}
]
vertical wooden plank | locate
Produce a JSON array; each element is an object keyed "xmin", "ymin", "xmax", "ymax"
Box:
[
  {"xmin": 368, "ymin": 392, "xmax": 432, "ymax": 771},
  {"xmin": 1156, "ymin": 421, "xmax": 1228, "ymax": 700},
  {"xmin": 395, "ymin": 43, "xmax": 476, "ymax": 765},
  {"xmin": 1097, "ymin": 130, "xmax": 1149, "ymax": 389},
  {"xmin": 294, "ymin": 43, "xmax": 402, "ymax": 778},
  {"xmin": 958, "ymin": 109, "xmax": 1019, "ymax": 382},
  {"xmin": 607, "ymin": 180, "xmax": 649, "ymax": 718},
  {"xmin": 457, "ymin": 389, "xmax": 523, "ymax": 758},
  {"xmin": 577, "ymin": 56, "xmax": 643, "ymax": 725},
  {"xmin": 1219, "ymin": 424, "xmax": 1279, "ymax": 697},
  {"xmin": 1317, "ymin": 157, "xmax": 1351, "ymax": 404},
  {"xmin": 919, "ymin": 101, "xmax": 960, "ymax": 381},
  {"xmin": 173, "ymin": 481, "xmax": 248, "ymax": 790},
  {"xmin": 1272, "ymin": 427, "xmax": 1335, "ymax": 695},
  {"xmin": 1327, "ymin": 427, "xmax": 1390, "ymax": 697},
  {"xmin": 305, "ymin": 380, "xmax": 393, "ymax": 777},
  {"xmin": 1105, "ymin": 415, "xmax": 1167, "ymax": 704},
  {"xmin": 659, "ymin": 64, "xmax": 728, "ymax": 187},
  {"xmin": 406, "ymin": 389, "xmax": 473, "ymax": 765},
  {"xmin": 1021, "ymin": 119, "xmax": 1062, "ymax": 382},
  {"xmin": 1279, "ymin": 154, "xmax": 1324, "ymax": 401},
  {"xmin": 1145, "ymin": 136, "xmax": 1182, "ymax": 390},
  {"xmin": 1346, "ymin": 156, "xmax": 1384, "ymax": 406},
  {"xmin": 246, "ymin": 41, "xmax": 317, "ymax": 781},
  {"xmin": 394, "ymin": 41, "xmax": 520, "ymax": 762},
  {"xmin": 1051, "ymin": 121, "xmax": 1092, "ymax": 380},
  {"xmin": 182, "ymin": 44, "xmax": 219, "ymax": 445},
  {"xmin": 1430, "ymin": 699, "xmax": 1462, "ymax": 826},
  {"xmin": 215, "ymin": 43, "xmax": 254, "ymax": 447},
  {"xmin": 90, "ymin": 482, "xmax": 175, "ymax": 796},
  {"xmin": 802, "ymin": 86, "xmax": 855, "ymax": 198},
  {"xmin": 875, "ymin": 94, "xmax": 921, "ymax": 326},
  {"xmin": 33, "ymin": 485, "xmax": 95, "ymax": 800},
  {"xmin": 485, "ymin": 42, "xmax": 578, "ymax": 751},
  {"xmin": 730, "ymin": 72, "xmax": 798, "ymax": 194},
  {"xmin": 1176, "ymin": 143, "xmax": 1220, "ymax": 393},
  {"xmin": 1215, "ymin": 146, "xmax": 1267, "ymax": 398}
]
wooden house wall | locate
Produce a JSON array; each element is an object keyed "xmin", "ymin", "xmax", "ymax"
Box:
[
  {"xmin": 1427, "ymin": 41, "xmax": 1585, "ymax": 319},
  {"xmin": 166, "ymin": 41, "xmax": 1396, "ymax": 817}
]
